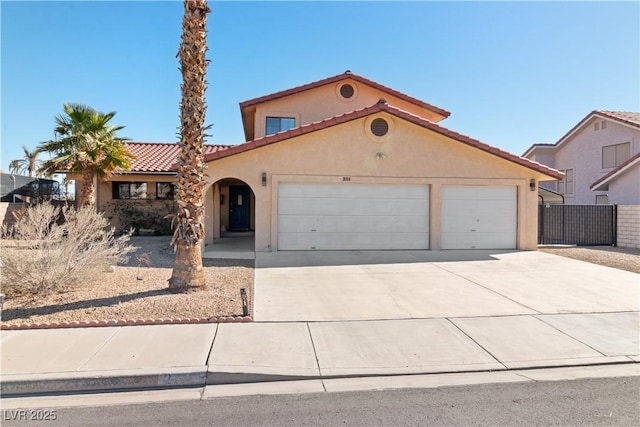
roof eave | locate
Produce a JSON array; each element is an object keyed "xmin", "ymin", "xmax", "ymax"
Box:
[{"xmin": 206, "ymin": 102, "xmax": 564, "ymax": 180}]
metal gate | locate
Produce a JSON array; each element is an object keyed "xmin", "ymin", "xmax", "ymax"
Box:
[{"xmin": 538, "ymin": 204, "xmax": 617, "ymax": 245}]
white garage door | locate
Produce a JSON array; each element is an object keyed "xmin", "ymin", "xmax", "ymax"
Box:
[
  {"xmin": 441, "ymin": 186, "xmax": 517, "ymax": 249},
  {"xmin": 278, "ymin": 183, "xmax": 429, "ymax": 250}
]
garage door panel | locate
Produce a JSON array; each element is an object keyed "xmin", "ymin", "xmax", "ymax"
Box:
[
  {"xmin": 441, "ymin": 186, "xmax": 516, "ymax": 250},
  {"xmin": 279, "ymin": 197, "xmax": 428, "ymax": 216},
  {"xmin": 279, "ymin": 214, "xmax": 429, "ymax": 233},
  {"xmin": 442, "ymin": 186, "xmax": 515, "ymax": 201},
  {"xmin": 279, "ymin": 183, "xmax": 428, "ymax": 199},
  {"xmin": 278, "ymin": 232, "xmax": 429, "ymax": 250},
  {"xmin": 278, "ymin": 183, "xmax": 429, "ymax": 250}
]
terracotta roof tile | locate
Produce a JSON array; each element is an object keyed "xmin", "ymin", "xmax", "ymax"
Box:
[
  {"xmin": 596, "ymin": 111, "xmax": 640, "ymax": 127},
  {"xmin": 239, "ymin": 71, "xmax": 451, "ymax": 119},
  {"xmin": 124, "ymin": 142, "xmax": 230, "ymax": 173},
  {"xmin": 204, "ymin": 103, "xmax": 564, "ymax": 180}
]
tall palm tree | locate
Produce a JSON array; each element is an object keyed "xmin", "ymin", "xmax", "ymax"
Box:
[
  {"xmin": 169, "ymin": 0, "xmax": 210, "ymax": 289},
  {"xmin": 38, "ymin": 103, "xmax": 135, "ymax": 207},
  {"xmin": 8, "ymin": 146, "xmax": 41, "ymax": 177}
]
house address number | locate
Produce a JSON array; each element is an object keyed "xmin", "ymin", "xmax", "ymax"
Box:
[{"xmin": 342, "ymin": 176, "xmax": 351, "ymax": 181}]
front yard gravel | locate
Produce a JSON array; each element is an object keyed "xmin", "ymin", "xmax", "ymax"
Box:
[
  {"xmin": 1, "ymin": 236, "xmax": 253, "ymax": 326},
  {"xmin": 539, "ymin": 245, "xmax": 640, "ymax": 274}
]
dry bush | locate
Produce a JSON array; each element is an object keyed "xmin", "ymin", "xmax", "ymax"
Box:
[{"xmin": 0, "ymin": 203, "xmax": 134, "ymax": 297}]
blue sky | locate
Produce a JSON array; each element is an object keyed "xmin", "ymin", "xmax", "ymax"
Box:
[{"xmin": 1, "ymin": 1, "xmax": 639, "ymax": 174}]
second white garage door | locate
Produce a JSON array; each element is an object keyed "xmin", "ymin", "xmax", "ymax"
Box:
[
  {"xmin": 278, "ymin": 183, "xmax": 429, "ymax": 250},
  {"xmin": 441, "ymin": 186, "xmax": 517, "ymax": 249}
]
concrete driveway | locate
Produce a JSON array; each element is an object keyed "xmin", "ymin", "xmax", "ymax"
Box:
[{"xmin": 254, "ymin": 250, "xmax": 639, "ymax": 321}]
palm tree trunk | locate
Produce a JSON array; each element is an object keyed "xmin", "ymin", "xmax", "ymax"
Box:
[
  {"xmin": 80, "ymin": 168, "xmax": 96, "ymax": 207},
  {"xmin": 169, "ymin": 0, "xmax": 210, "ymax": 289}
]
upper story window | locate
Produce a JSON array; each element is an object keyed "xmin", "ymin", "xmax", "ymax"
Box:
[
  {"xmin": 156, "ymin": 182, "xmax": 175, "ymax": 200},
  {"xmin": 266, "ymin": 117, "xmax": 295, "ymax": 136},
  {"xmin": 602, "ymin": 142, "xmax": 630, "ymax": 168},
  {"xmin": 112, "ymin": 182, "xmax": 147, "ymax": 200},
  {"xmin": 558, "ymin": 169, "xmax": 574, "ymax": 195}
]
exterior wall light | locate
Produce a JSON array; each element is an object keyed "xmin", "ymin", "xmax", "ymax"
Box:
[
  {"xmin": 261, "ymin": 172, "xmax": 267, "ymax": 186},
  {"xmin": 530, "ymin": 179, "xmax": 536, "ymax": 191}
]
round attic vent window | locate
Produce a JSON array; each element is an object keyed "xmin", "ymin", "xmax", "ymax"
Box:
[
  {"xmin": 339, "ymin": 83, "xmax": 355, "ymax": 99},
  {"xmin": 370, "ymin": 118, "xmax": 389, "ymax": 137}
]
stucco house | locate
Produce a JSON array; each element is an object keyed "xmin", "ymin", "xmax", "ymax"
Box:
[
  {"xmin": 87, "ymin": 71, "xmax": 563, "ymax": 250},
  {"xmin": 200, "ymin": 71, "xmax": 562, "ymax": 252},
  {"xmin": 523, "ymin": 111, "xmax": 640, "ymax": 205}
]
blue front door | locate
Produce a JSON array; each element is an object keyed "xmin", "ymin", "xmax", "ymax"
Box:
[{"xmin": 229, "ymin": 185, "xmax": 250, "ymax": 230}]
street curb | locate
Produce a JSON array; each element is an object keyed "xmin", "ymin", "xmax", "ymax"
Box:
[
  {"xmin": 0, "ymin": 367, "xmax": 207, "ymax": 397},
  {"xmin": 3, "ymin": 360, "xmax": 637, "ymax": 398},
  {"xmin": 0, "ymin": 316, "xmax": 253, "ymax": 330}
]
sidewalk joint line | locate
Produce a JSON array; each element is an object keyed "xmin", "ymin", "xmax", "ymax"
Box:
[
  {"xmin": 446, "ymin": 317, "xmax": 508, "ymax": 370},
  {"xmin": 204, "ymin": 323, "xmax": 219, "ymax": 366},
  {"xmin": 76, "ymin": 326, "xmax": 121, "ymax": 371},
  {"xmin": 306, "ymin": 322, "xmax": 325, "ymax": 392},
  {"xmin": 432, "ymin": 263, "xmax": 542, "ymax": 314},
  {"xmin": 532, "ymin": 315, "xmax": 609, "ymax": 357}
]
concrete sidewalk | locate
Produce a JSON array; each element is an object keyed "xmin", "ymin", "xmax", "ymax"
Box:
[
  {"xmin": 1, "ymin": 312, "xmax": 638, "ymax": 396},
  {"xmin": 1, "ymin": 250, "xmax": 639, "ymax": 397}
]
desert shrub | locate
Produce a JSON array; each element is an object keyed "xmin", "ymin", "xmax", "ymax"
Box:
[
  {"xmin": 0, "ymin": 202, "xmax": 135, "ymax": 296},
  {"xmin": 104, "ymin": 199, "xmax": 175, "ymax": 235}
]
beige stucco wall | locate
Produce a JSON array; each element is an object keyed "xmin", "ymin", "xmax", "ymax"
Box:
[
  {"xmin": 204, "ymin": 113, "xmax": 551, "ymax": 252},
  {"xmin": 617, "ymin": 205, "xmax": 640, "ymax": 249},
  {"xmin": 251, "ymin": 79, "xmax": 446, "ymax": 140}
]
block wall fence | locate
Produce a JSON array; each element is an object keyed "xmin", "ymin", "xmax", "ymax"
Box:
[{"xmin": 617, "ymin": 205, "xmax": 640, "ymax": 249}]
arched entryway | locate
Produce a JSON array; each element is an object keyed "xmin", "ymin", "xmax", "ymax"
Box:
[{"xmin": 203, "ymin": 178, "xmax": 256, "ymax": 259}]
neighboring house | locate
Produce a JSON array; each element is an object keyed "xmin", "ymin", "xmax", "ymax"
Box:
[
  {"xmin": 197, "ymin": 71, "xmax": 561, "ymax": 251},
  {"xmin": 523, "ymin": 111, "xmax": 640, "ymax": 205}
]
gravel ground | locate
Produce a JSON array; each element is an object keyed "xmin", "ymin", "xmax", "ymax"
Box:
[
  {"xmin": 1, "ymin": 236, "xmax": 254, "ymax": 326},
  {"xmin": 539, "ymin": 245, "xmax": 640, "ymax": 274}
]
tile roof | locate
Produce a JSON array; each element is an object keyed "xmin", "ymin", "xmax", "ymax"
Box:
[
  {"xmin": 554, "ymin": 110, "xmax": 640, "ymax": 148},
  {"xmin": 590, "ymin": 152, "xmax": 640, "ymax": 191},
  {"xmin": 521, "ymin": 143, "xmax": 556, "ymax": 158},
  {"xmin": 124, "ymin": 142, "xmax": 230, "ymax": 173},
  {"xmin": 522, "ymin": 110, "xmax": 640, "ymax": 157},
  {"xmin": 596, "ymin": 111, "xmax": 640, "ymax": 127},
  {"xmin": 239, "ymin": 71, "xmax": 451, "ymax": 120},
  {"xmin": 205, "ymin": 100, "xmax": 564, "ymax": 180}
]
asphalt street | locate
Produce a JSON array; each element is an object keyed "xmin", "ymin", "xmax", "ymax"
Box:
[{"xmin": 3, "ymin": 376, "xmax": 638, "ymax": 427}]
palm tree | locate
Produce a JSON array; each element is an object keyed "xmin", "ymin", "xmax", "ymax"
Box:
[
  {"xmin": 38, "ymin": 103, "xmax": 135, "ymax": 207},
  {"xmin": 8, "ymin": 146, "xmax": 41, "ymax": 177},
  {"xmin": 168, "ymin": 0, "xmax": 210, "ymax": 289}
]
